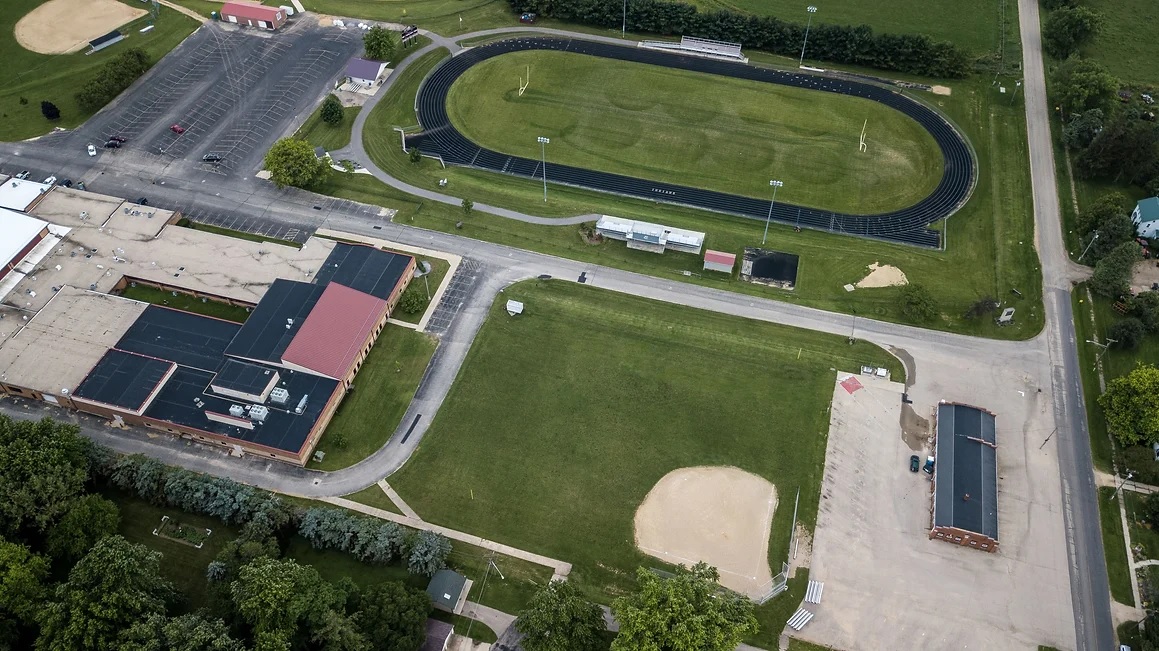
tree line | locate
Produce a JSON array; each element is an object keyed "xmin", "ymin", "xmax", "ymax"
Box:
[
  {"xmin": 76, "ymin": 48, "xmax": 153, "ymax": 113},
  {"xmin": 505, "ymin": 0, "xmax": 971, "ymax": 77},
  {"xmin": 0, "ymin": 415, "xmax": 449, "ymax": 651}
]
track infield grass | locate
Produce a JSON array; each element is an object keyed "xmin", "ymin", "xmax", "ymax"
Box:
[
  {"xmin": 389, "ymin": 280, "xmax": 902, "ymax": 646},
  {"xmin": 447, "ymin": 50, "xmax": 943, "ymax": 214},
  {"xmin": 0, "ymin": 0, "xmax": 199, "ymax": 141},
  {"xmin": 361, "ymin": 47, "xmax": 1042, "ymax": 340}
]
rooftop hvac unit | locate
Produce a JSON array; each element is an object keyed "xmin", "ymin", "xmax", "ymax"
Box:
[
  {"xmin": 270, "ymin": 387, "xmax": 290, "ymax": 405},
  {"xmin": 250, "ymin": 405, "xmax": 270, "ymax": 422},
  {"xmin": 229, "ymin": 404, "xmax": 245, "ymax": 418},
  {"xmin": 294, "ymin": 394, "xmax": 308, "ymax": 415}
]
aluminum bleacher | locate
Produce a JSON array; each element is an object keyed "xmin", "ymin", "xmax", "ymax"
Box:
[{"xmin": 639, "ymin": 36, "xmax": 748, "ymax": 63}]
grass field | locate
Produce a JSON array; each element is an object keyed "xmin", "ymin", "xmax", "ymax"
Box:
[
  {"xmin": 446, "ymin": 51, "xmax": 943, "ymax": 214},
  {"xmin": 389, "ymin": 280, "xmax": 901, "ymax": 646},
  {"xmin": 1079, "ymin": 0, "xmax": 1159, "ymax": 86},
  {"xmin": 118, "ymin": 284, "xmax": 252, "ymax": 323},
  {"xmin": 360, "ymin": 47, "xmax": 1042, "ymax": 339},
  {"xmin": 308, "ymin": 324, "xmax": 436, "ymax": 470},
  {"xmin": 0, "ymin": 0, "xmax": 198, "ymax": 142},
  {"xmin": 1098, "ymin": 486, "xmax": 1134, "ymax": 605},
  {"xmin": 295, "ymin": 103, "xmax": 361, "ymax": 153},
  {"xmin": 343, "ymin": 485, "xmax": 402, "ymax": 514},
  {"xmin": 1125, "ymin": 491, "xmax": 1159, "ymax": 560}
]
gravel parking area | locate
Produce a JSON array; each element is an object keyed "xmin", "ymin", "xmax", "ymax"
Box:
[{"xmin": 795, "ymin": 368, "xmax": 1074, "ymax": 650}]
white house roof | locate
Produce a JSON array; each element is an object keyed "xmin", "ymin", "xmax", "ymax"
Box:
[
  {"xmin": 0, "ymin": 178, "xmax": 51, "ymax": 212},
  {"xmin": 1137, "ymin": 197, "xmax": 1159, "ymax": 224},
  {"xmin": 0, "ymin": 207, "xmax": 48, "ymax": 266}
]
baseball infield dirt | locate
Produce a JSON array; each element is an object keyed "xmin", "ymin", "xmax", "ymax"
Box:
[
  {"xmin": 15, "ymin": 0, "xmax": 147, "ymax": 55},
  {"xmin": 634, "ymin": 466, "xmax": 776, "ymax": 597},
  {"xmin": 855, "ymin": 261, "xmax": 909, "ymax": 288}
]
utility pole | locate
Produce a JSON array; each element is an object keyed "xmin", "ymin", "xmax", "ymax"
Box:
[
  {"xmin": 622, "ymin": 0, "xmax": 627, "ymax": 37},
  {"xmin": 763, "ymin": 180, "xmax": 783, "ymax": 245},
  {"xmin": 1077, "ymin": 230, "xmax": 1099, "ymax": 261},
  {"xmin": 799, "ymin": 6, "xmax": 818, "ymax": 67}
]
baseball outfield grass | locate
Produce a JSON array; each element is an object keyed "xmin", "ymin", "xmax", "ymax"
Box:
[
  {"xmin": 446, "ymin": 50, "xmax": 944, "ymax": 214},
  {"xmin": 389, "ymin": 279, "xmax": 902, "ymax": 647}
]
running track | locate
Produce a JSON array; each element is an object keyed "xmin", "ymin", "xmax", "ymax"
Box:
[{"xmin": 408, "ymin": 37, "xmax": 976, "ymax": 249}]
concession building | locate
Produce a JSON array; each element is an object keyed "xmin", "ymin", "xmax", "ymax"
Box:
[
  {"xmin": 929, "ymin": 402, "xmax": 999, "ymax": 552},
  {"xmin": 0, "ymin": 186, "xmax": 414, "ymax": 465}
]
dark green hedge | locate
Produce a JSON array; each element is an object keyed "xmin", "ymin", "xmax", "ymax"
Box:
[
  {"xmin": 75, "ymin": 48, "xmax": 153, "ymax": 112},
  {"xmin": 509, "ymin": 0, "xmax": 972, "ymax": 78}
]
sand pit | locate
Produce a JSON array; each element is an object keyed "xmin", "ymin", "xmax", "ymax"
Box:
[
  {"xmin": 855, "ymin": 262, "xmax": 908, "ymax": 288},
  {"xmin": 931, "ymin": 85, "xmax": 952, "ymax": 96},
  {"xmin": 634, "ymin": 466, "xmax": 776, "ymax": 597},
  {"xmin": 15, "ymin": 0, "xmax": 146, "ymax": 55}
]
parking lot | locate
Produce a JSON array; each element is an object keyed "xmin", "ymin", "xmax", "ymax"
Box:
[
  {"xmin": 795, "ymin": 363, "xmax": 1074, "ymax": 650},
  {"xmin": 81, "ymin": 17, "xmax": 360, "ymax": 176}
]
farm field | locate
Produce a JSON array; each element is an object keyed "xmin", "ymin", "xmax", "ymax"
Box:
[
  {"xmin": 1081, "ymin": 0, "xmax": 1159, "ymax": 86},
  {"xmin": 446, "ymin": 50, "xmax": 944, "ymax": 214},
  {"xmin": 389, "ymin": 280, "xmax": 901, "ymax": 646},
  {"xmin": 360, "ymin": 46, "xmax": 1042, "ymax": 339},
  {"xmin": 0, "ymin": 0, "xmax": 199, "ymax": 141}
]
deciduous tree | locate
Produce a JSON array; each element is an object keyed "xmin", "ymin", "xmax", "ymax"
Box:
[
  {"xmin": 116, "ymin": 613, "xmax": 246, "ymax": 651},
  {"xmin": 264, "ymin": 138, "xmax": 330, "ymax": 189},
  {"xmin": 1043, "ymin": 6, "xmax": 1103, "ymax": 59},
  {"xmin": 46, "ymin": 493, "xmax": 120, "ymax": 563},
  {"xmin": 36, "ymin": 536, "xmax": 175, "ymax": 651},
  {"xmin": 321, "ymin": 95, "xmax": 344, "ymax": 126},
  {"xmin": 1051, "ymin": 57, "xmax": 1117, "ymax": 116},
  {"xmin": 1109, "ymin": 317, "xmax": 1146, "ymax": 349},
  {"xmin": 1077, "ymin": 111, "xmax": 1159, "ymax": 184},
  {"xmin": 898, "ymin": 284, "xmax": 938, "ymax": 322},
  {"xmin": 40, "ymin": 101, "xmax": 60, "ymax": 121},
  {"xmin": 1062, "ymin": 108, "xmax": 1104, "ymax": 149},
  {"xmin": 1133, "ymin": 291, "xmax": 1159, "ymax": 333},
  {"xmin": 1099, "ymin": 364, "xmax": 1159, "ymax": 446},
  {"xmin": 363, "ymin": 27, "xmax": 398, "ymax": 62},
  {"xmin": 611, "ymin": 563, "xmax": 757, "ymax": 651},
  {"xmin": 1090, "ymin": 241, "xmax": 1140, "ymax": 298},
  {"xmin": 0, "ymin": 538, "xmax": 49, "ymax": 648},
  {"xmin": 354, "ymin": 581, "xmax": 429, "ymax": 650},
  {"xmin": 0, "ymin": 416, "xmax": 92, "ymax": 536},
  {"xmin": 1077, "ymin": 191, "xmax": 1130, "ymax": 236},
  {"xmin": 230, "ymin": 557, "xmax": 335, "ymax": 650},
  {"xmin": 516, "ymin": 579, "xmax": 605, "ymax": 651}
]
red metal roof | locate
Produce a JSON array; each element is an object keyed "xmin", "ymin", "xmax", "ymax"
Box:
[
  {"xmin": 281, "ymin": 283, "xmax": 387, "ymax": 380},
  {"xmin": 704, "ymin": 250, "xmax": 736, "ymax": 265},
  {"xmin": 220, "ymin": 2, "xmax": 283, "ymax": 21}
]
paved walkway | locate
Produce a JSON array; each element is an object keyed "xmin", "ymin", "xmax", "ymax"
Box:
[
  {"xmin": 376, "ymin": 479, "xmax": 421, "ymax": 519},
  {"xmin": 317, "ymin": 496, "xmax": 572, "ymax": 580},
  {"xmin": 461, "ymin": 601, "xmax": 514, "ymax": 638}
]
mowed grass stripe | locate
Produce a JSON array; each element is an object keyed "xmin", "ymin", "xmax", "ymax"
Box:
[
  {"xmin": 391, "ymin": 280, "xmax": 901, "ymax": 604},
  {"xmin": 446, "ymin": 50, "xmax": 944, "ymax": 214}
]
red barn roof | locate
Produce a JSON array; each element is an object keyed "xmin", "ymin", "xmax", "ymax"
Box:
[
  {"xmin": 704, "ymin": 250, "xmax": 736, "ymax": 265},
  {"xmin": 281, "ymin": 283, "xmax": 387, "ymax": 380},
  {"xmin": 220, "ymin": 2, "xmax": 283, "ymax": 21}
]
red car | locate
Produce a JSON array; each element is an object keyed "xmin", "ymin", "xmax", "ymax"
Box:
[{"xmin": 170, "ymin": 124, "xmax": 185, "ymax": 134}]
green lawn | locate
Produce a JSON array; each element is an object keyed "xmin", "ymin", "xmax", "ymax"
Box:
[
  {"xmin": 447, "ymin": 50, "xmax": 943, "ymax": 214},
  {"xmin": 0, "ymin": 1, "xmax": 198, "ymax": 141},
  {"xmin": 1099, "ymin": 487, "xmax": 1134, "ymax": 605},
  {"xmin": 1080, "ymin": 0, "xmax": 1159, "ymax": 86},
  {"xmin": 361, "ymin": 47, "xmax": 1042, "ymax": 339},
  {"xmin": 1070, "ymin": 289, "xmax": 1114, "ymax": 472},
  {"xmin": 118, "ymin": 284, "xmax": 252, "ymax": 323},
  {"xmin": 296, "ymin": 102, "xmax": 361, "ymax": 153},
  {"xmin": 343, "ymin": 484, "xmax": 402, "ymax": 514},
  {"xmin": 108, "ymin": 489, "xmax": 237, "ymax": 612},
  {"xmin": 788, "ymin": 640, "xmax": 840, "ymax": 651},
  {"xmin": 1125, "ymin": 491, "xmax": 1159, "ymax": 560},
  {"xmin": 308, "ymin": 325, "xmax": 437, "ymax": 470},
  {"xmin": 390, "ymin": 280, "xmax": 901, "ymax": 646}
]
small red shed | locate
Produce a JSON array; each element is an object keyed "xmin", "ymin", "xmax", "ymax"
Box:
[{"xmin": 220, "ymin": 2, "xmax": 287, "ymax": 30}]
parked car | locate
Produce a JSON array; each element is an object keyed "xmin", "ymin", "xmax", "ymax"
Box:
[
  {"xmin": 137, "ymin": 197, "xmax": 148, "ymax": 206},
  {"xmin": 60, "ymin": 179, "xmax": 72, "ymax": 188},
  {"xmin": 909, "ymin": 455, "xmax": 920, "ymax": 472},
  {"xmin": 519, "ymin": 12, "xmax": 536, "ymax": 23},
  {"xmin": 104, "ymin": 140, "xmax": 121, "ymax": 149},
  {"xmin": 201, "ymin": 153, "xmax": 222, "ymax": 163},
  {"xmin": 923, "ymin": 456, "xmax": 935, "ymax": 474},
  {"xmin": 76, "ymin": 182, "xmax": 86, "ymax": 191},
  {"xmin": 15, "ymin": 170, "xmax": 29, "ymax": 179},
  {"xmin": 43, "ymin": 175, "xmax": 56, "ymax": 185},
  {"xmin": 87, "ymin": 144, "xmax": 97, "ymax": 157},
  {"xmin": 109, "ymin": 135, "xmax": 127, "ymax": 143},
  {"xmin": 170, "ymin": 124, "xmax": 185, "ymax": 134}
]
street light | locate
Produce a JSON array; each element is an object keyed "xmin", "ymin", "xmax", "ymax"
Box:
[
  {"xmin": 1077, "ymin": 230, "xmax": 1099, "ymax": 261},
  {"xmin": 1110, "ymin": 471, "xmax": 1134, "ymax": 500},
  {"xmin": 762, "ymin": 180, "xmax": 784, "ymax": 245},
  {"xmin": 799, "ymin": 5, "xmax": 818, "ymax": 67},
  {"xmin": 622, "ymin": 0, "xmax": 627, "ymax": 37},
  {"xmin": 537, "ymin": 137, "xmax": 550, "ymax": 202}
]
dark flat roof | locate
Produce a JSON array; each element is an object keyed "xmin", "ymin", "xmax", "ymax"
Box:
[
  {"xmin": 116, "ymin": 305, "xmax": 241, "ymax": 372},
  {"xmin": 933, "ymin": 403, "xmax": 998, "ymax": 540},
  {"xmin": 90, "ymin": 31, "xmax": 122, "ymax": 48},
  {"xmin": 73, "ymin": 349, "xmax": 174, "ymax": 412},
  {"xmin": 212, "ymin": 358, "xmax": 278, "ymax": 395},
  {"xmin": 143, "ymin": 365, "xmax": 339, "ymax": 453},
  {"xmin": 313, "ymin": 243, "xmax": 413, "ymax": 302},
  {"xmin": 223, "ymin": 279, "xmax": 324, "ymax": 365}
]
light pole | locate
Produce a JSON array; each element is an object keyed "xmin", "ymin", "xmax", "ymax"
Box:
[
  {"xmin": 799, "ymin": 5, "xmax": 818, "ymax": 67},
  {"xmin": 622, "ymin": 0, "xmax": 627, "ymax": 37},
  {"xmin": 537, "ymin": 136, "xmax": 550, "ymax": 202},
  {"xmin": 1109, "ymin": 471, "xmax": 1134, "ymax": 500},
  {"xmin": 762, "ymin": 180, "xmax": 783, "ymax": 245}
]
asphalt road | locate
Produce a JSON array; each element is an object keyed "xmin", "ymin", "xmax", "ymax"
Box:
[{"xmin": 0, "ymin": 14, "xmax": 1111, "ymax": 649}]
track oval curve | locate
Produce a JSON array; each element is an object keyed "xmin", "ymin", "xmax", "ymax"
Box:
[{"xmin": 408, "ymin": 37, "xmax": 976, "ymax": 249}]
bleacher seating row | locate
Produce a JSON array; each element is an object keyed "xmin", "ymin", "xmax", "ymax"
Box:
[{"xmin": 639, "ymin": 36, "xmax": 747, "ymax": 63}]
